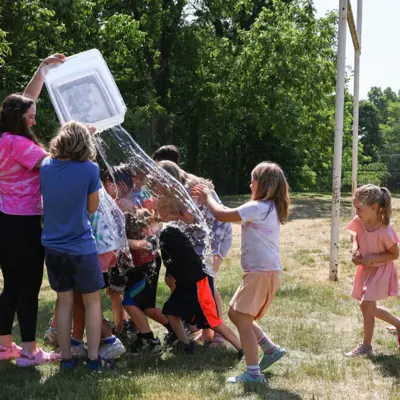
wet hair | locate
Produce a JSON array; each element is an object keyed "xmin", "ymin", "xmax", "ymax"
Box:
[
  {"xmin": 124, "ymin": 212, "xmax": 148, "ymax": 240},
  {"xmin": 124, "ymin": 209, "xmax": 157, "ymax": 239},
  {"xmin": 354, "ymin": 184, "xmax": 392, "ymax": 225},
  {"xmin": 158, "ymin": 160, "xmax": 182, "ymax": 182},
  {"xmin": 158, "ymin": 160, "xmax": 214, "ymax": 190},
  {"xmin": 251, "ymin": 162, "xmax": 290, "ymax": 224},
  {"xmin": 104, "ymin": 164, "xmax": 135, "ymax": 189},
  {"xmin": 152, "ymin": 145, "xmax": 180, "ymax": 164},
  {"xmin": 49, "ymin": 121, "xmax": 96, "ymax": 162},
  {"xmin": 0, "ymin": 93, "xmax": 41, "ymax": 145}
]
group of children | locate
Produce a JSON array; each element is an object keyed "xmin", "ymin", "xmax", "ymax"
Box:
[
  {"xmin": 32, "ymin": 120, "xmax": 292, "ymax": 383},
  {"xmin": 3, "ymin": 114, "xmax": 400, "ymax": 383}
]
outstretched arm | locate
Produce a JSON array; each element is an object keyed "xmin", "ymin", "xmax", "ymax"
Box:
[
  {"xmin": 24, "ymin": 53, "xmax": 66, "ymax": 101},
  {"xmin": 191, "ymin": 185, "xmax": 242, "ymax": 223}
]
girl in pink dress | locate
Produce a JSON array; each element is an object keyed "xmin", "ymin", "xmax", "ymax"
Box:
[{"xmin": 345, "ymin": 184, "xmax": 400, "ymax": 357}]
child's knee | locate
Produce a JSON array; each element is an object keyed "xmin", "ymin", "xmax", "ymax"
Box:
[
  {"xmin": 166, "ymin": 314, "xmax": 179, "ymax": 323},
  {"xmin": 360, "ymin": 300, "xmax": 376, "ymax": 314},
  {"xmin": 82, "ymin": 290, "xmax": 101, "ymax": 306},
  {"xmin": 228, "ymin": 307, "xmax": 237, "ymax": 323},
  {"xmin": 165, "ymin": 274, "xmax": 176, "ymax": 290},
  {"xmin": 57, "ymin": 291, "xmax": 74, "ymax": 308}
]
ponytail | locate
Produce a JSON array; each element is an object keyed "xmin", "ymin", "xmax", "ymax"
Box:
[{"xmin": 380, "ymin": 187, "xmax": 392, "ymax": 225}]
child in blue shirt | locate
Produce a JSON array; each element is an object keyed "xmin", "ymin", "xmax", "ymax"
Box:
[{"xmin": 41, "ymin": 121, "xmax": 112, "ymax": 370}]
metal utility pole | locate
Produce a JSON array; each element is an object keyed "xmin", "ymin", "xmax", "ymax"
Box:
[
  {"xmin": 350, "ymin": 0, "xmax": 363, "ymax": 215},
  {"xmin": 330, "ymin": 0, "xmax": 348, "ymax": 281}
]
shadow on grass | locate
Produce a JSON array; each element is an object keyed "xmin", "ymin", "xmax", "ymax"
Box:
[
  {"xmin": 244, "ymin": 385, "xmax": 302, "ymax": 400},
  {"xmin": 288, "ymin": 198, "xmax": 352, "ymax": 220},
  {"xmin": 0, "ymin": 361, "xmax": 143, "ymax": 400},
  {"xmin": 209, "ymin": 367, "xmax": 302, "ymax": 399},
  {"xmin": 371, "ymin": 353, "xmax": 400, "ymax": 382},
  {"xmin": 223, "ymin": 194, "xmax": 353, "ymax": 221}
]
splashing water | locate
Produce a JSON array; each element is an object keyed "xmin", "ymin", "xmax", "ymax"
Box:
[
  {"xmin": 43, "ymin": 49, "xmax": 213, "ymax": 278},
  {"xmin": 94, "ymin": 125, "xmax": 214, "ymax": 278}
]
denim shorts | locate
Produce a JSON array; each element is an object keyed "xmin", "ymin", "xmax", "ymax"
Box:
[{"xmin": 45, "ymin": 249, "xmax": 104, "ymax": 294}]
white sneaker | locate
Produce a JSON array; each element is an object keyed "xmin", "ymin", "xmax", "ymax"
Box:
[
  {"xmin": 99, "ymin": 338, "xmax": 126, "ymax": 360},
  {"xmin": 71, "ymin": 343, "xmax": 86, "ymax": 358}
]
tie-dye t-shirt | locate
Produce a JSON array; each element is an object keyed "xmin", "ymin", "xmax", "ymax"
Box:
[{"xmin": 0, "ymin": 132, "xmax": 47, "ymax": 215}]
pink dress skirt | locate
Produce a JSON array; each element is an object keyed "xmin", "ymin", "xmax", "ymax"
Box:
[{"xmin": 352, "ymin": 262, "xmax": 398, "ymax": 301}]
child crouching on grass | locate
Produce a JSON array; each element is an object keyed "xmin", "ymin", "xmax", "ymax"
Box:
[
  {"xmin": 156, "ymin": 195, "xmax": 243, "ymax": 357},
  {"xmin": 192, "ymin": 161, "xmax": 289, "ymax": 384},
  {"xmin": 119, "ymin": 211, "xmax": 175, "ymax": 354},
  {"xmin": 40, "ymin": 121, "xmax": 113, "ymax": 370}
]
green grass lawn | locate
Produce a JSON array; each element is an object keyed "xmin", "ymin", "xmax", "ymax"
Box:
[{"xmin": 1, "ymin": 193, "xmax": 400, "ymax": 399}]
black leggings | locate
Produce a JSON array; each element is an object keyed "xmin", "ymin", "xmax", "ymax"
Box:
[{"xmin": 0, "ymin": 211, "xmax": 44, "ymax": 342}]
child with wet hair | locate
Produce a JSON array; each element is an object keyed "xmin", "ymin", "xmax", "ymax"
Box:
[
  {"xmin": 159, "ymin": 160, "xmax": 233, "ymax": 347},
  {"xmin": 155, "ymin": 193, "xmax": 243, "ymax": 356},
  {"xmin": 118, "ymin": 210, "xmax": 175, "ymax": 354},
  {"xmin": 103, "ymin": 160, "xmax": 152, "ymax": 212}
]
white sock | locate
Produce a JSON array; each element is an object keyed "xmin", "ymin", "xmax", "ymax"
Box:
[
  {"xmin": 258, "ymin": 333, "xmax": 276, "ymax": 353},
  {"xmin": 246, "ymin": 364, "xmax": 261, "ymax": 378}
]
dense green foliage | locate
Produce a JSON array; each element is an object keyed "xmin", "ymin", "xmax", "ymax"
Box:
[
  {"xmin": 0, "ymin": 0, "xmax": 398, "ymax": 192},
  {"xmin": 353, "ymin": 87, "xmax": 400, "ymax": 190}
]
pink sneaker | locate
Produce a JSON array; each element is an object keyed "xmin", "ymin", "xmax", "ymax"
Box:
[
  {"xmin": 0, "ymin": 343, "xmax": 22, "ymax": 360},
  {"xmin": 16, "ymin": 348, "xmax": 59, "ymax": 367}
]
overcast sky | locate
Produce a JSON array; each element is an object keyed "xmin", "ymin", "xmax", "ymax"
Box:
[{"xmin": 313, "ymin": 0, "xmax": 400, "ymax": 99}]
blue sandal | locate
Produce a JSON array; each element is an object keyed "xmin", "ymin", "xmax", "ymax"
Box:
[{"xmin": 86, "ymin": 356, "xmax": 116, "ymax": 371}]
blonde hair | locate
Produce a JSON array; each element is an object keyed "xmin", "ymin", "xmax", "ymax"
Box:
[
  {"xmin": 49, "ymin": 121, "xmax": 96, "ymax": 162},
  {"xmin": 158, "ymin": 160, "xmax": 214, "ymax": 190},
  {"xmin": 251, "ymin": 162, "xmax": 290, "ymax": 224},
  {"xmin": 354, "ymin": 184, "xmax": 392, "ymax": 225}
]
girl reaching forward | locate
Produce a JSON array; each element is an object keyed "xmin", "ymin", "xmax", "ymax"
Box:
[{"xmin": 192, "ymin": 161, "xmax": 289, "ymax": 384}]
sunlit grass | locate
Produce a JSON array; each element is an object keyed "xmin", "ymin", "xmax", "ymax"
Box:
[{"xmin": 1, "ymin": 193, "xmax": 400, "ymax": 399}]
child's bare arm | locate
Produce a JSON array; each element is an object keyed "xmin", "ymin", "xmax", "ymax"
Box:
[
  {"xmin": 351, "ymin": 236, "xmax": 361, "ymax": 265},
  {"xmin": 87, "ymin": 191, "xmax": 99, "ymax": 214},
  {"xmin": 360, "ymin": 244, "xmax": 399, "ymax": 267},
  {"xmin": 128, "ymin": 239, "xmax": 152, "ymax": 250},
  {"xmin": 191, "ymin": 185, "xmax": 241, "ymax": 223}
]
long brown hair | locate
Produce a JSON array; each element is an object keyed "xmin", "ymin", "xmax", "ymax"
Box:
[
  {"xmin": 251, "ymin": 162, "xmax": 290, "ymax": 224},
  {"xmin": 0, "ymin": 93, "xmax": 41, "ymax": 145},
  {"xmin": 354, "ymin": 184, "xmax": 392, "ymax": 225}
]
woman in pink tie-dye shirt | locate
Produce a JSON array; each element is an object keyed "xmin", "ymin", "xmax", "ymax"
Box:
[{"xmin": 0, "ymin": 54, "xmax": 65, "ymax": 367}]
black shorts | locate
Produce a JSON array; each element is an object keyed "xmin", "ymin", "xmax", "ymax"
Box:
[
  {"xmin": 108, "ymin": 266, "xmax": 126, "ymax": 292},
  {"xmin": 122, "ymin": 257, "xmax": 161, "ymax": 310},
  {"xmin": 45, "ymin": 249, "xmax": 104, "ymax": 294},
  {"xmin": 102, "ymin": 272, "xmax": 110, "ymax": 289},
  {"xmin": 162, "ymin": 276, "xmax": 222, "ymax": 329}
]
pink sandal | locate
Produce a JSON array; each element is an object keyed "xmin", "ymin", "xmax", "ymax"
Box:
[
  {"xmin": 0, "ymin": 343, "xmax": 22, "ymax": 360},
  {"xmin": 16, "ymin": 348, "xmax": 59, "ymax": 367}
]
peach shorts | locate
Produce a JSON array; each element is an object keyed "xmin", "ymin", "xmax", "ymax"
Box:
[{"xmin": 230, "ymin": 271, "xmax": 281, "ymax": 320}]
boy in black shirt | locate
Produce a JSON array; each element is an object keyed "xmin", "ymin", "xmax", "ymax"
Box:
[{"xmin": 160, "ymin": 225, "xmax": 243, "ymax": 356}]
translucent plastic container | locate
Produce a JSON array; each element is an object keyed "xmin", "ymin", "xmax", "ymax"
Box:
[{"xmin": 44, "ymin": 49, "xmax": 126, "ymax": 132}]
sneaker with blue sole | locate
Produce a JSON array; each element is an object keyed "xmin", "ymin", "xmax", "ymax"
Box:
[
  {"xmin": 227, "ymin": 371, "xmax": 266, "ymax": 384},
  {"xmin": 259, "ymin": 345, "xmax": 287, "ymax": 371}
]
